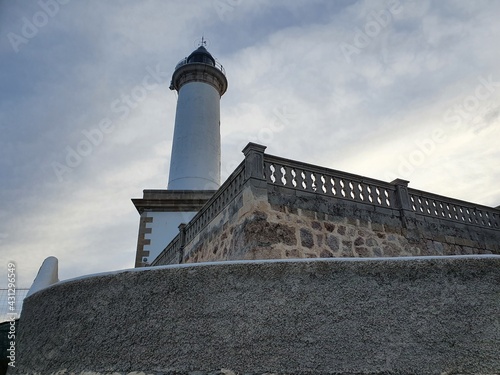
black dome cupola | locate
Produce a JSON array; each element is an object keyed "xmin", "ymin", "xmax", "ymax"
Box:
[
  {"xmin": 170, "ymin": 41, "xmax": 227, "ymax": 95},
  {"xmin": 187, "ymin": 46, "xmax": 215, "ymax": 66}
]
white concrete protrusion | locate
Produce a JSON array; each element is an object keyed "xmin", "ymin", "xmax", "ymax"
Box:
[{"xmin": 26, "ymin": 256, "xmax": 59, "ymax": 298}]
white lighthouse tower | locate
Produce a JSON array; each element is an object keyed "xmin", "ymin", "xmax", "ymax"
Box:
[
  {"xmin": 132, "ymin": 42, "xmax": 227, "ymax": 267},
  {"xmin": 168, "ymin": 43, "xmax": 228, "ymax": 190}
]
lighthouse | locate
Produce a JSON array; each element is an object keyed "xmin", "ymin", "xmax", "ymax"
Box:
[
  {"xmin": 132, "ymin": 42, "xmax": 227, "ymax": 267},
  {"xmin": 168, "ymin": 43, "xmax": 228, "ymax": 190}
]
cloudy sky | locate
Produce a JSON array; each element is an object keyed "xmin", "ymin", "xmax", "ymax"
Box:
[{"xmin": 1, "ymin": 0, "xmax": 499, "ymax": 288}]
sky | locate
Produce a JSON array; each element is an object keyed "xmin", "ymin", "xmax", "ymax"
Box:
[{"xmin": 1, "ymin": 0, "xmax": 499, "ymax": 289}]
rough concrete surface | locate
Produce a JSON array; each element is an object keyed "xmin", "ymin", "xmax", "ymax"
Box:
[{"xmin": 13, "ymin": 256, "xmax": 500, "ymax": 374}]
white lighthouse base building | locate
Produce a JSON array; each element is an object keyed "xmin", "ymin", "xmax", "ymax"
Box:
[{"xmin": 132, "ymin": 190, "xmax": 214, "ymax": 267}]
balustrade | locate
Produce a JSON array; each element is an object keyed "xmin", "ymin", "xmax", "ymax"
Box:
[
  {"xmin": 264, "ymin": 156, "xmax": 395, "ymax": 208},
  {"xmin": 152, "ymin": 144, "xmax": 499, "ymax": 266},
  {"xmin": 409, "ymin": 191, "xmax": 499, "ymax": 229},
  {"xmin": 152, "ymin": 236, "xmax": 180, "ymax": 266}
]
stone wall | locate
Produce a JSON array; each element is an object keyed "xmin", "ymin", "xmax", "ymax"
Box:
[
  {"xmin": 181, "ymin": 179, "xmax": 500, "ymax": 264},
  {"xmin": 14, "ymin": 257, "xmax": 500, "ymax": 374},
  {"xmin": 152, "ymin": 144, "xmax": 499, "ymax": 266}
]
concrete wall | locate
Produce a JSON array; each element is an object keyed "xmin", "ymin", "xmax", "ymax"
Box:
[{"xmin": 14, "ymin": 256, "xmax": 500, "ymax": 374}]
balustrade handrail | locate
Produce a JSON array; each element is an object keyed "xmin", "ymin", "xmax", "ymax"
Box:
[
  {"xmin": 408, "ymin": 187, "xmax": 499, "ymax": 212},
  {"xmin": 264, "ymin": 154, "xmax": 397, "ymax": 190},
  {"xmin": 263, "ymin": 153, "xmax": 397, "ymax": 208},
  {"xmin": 183, "ymin": 161, "xmax": 245, "ymax": 244},
  {"xmin": 263, "ymin": 153, "xmax": 499, "ymax": 230},
  {"xmin": 408, "ymin": 187, "xmax": 499, "ymax": 229},
  {"xmin": 151, "ymin": 237, "xmax": 180, "ymax": 266},
  {"xmin": 151, "ymin": 161, "xmax": 245, "ymax": 266}
]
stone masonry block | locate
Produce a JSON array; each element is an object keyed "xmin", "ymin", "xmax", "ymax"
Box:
[
  {"xmin": 324, "ymin": 222, "xmax": 335, "ymax": 232},
  {"xmin": 320, "ymin": 249, "xmax": 334, "ymax": 258},
  {"xmin": 270, "ymin": 203, "xmax": 287, "ymax": 213},
  {"xmin": 444, "ymin": 235, "xmax": 456, "ymax": 244},
  {"xmin": 433, "ymin": 241, "xmax": 444, "ymax": 255},
  {"xmin": 359, "ymin": 219, "xmax": 369, "ymax": 228},
  {"xmin": 355, "ymin": 247, "xmax": 371, "ymax": 257},
  {"xmin": 243, "ymin": 220, "xmax": 297, "ymax": 247},
  {"xmin": 300, "ymin": 209, "xmax": 317, "ymax": 220},
  {"xmin": 342, "ymin": 240, "xmax": 353, "ymax": 251},
  {"xmin": 347, "ymin": 217, "xmax": 358, "ymax": 226},
  {"xmin": 285, "ymin": 249, "xmax": 302, "ymax": 258},
  {"xmin": 316, "ymin": 234, "xmax": 324, "ymax": 247},
  {"xmin": 354, "ymin": 237, "xmax": 365, "ymax": 246},
  {"xmin": 327, "ymin": 235, "xmax": 340, "ymax": 252},
  {"xmin": 300, "ymin": 228, "xmax": 314, "ymax": 248},
  {"xmin": 312, "ymin": 221, "xmax": 322, "ymax": 230},
  {"xmin": 383, "ymin": 242, "xmax": 401, "ymax": 257}
]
